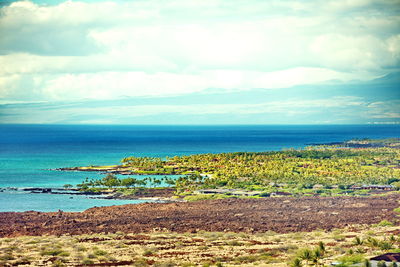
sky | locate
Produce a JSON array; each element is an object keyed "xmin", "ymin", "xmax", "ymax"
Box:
[{"xmin": 0, "ymin": 0, "xmax": 399, "ymax": 124}]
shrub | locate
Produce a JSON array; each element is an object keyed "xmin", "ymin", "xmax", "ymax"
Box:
[
  {"xmin": 0, "ymin": 254, "xmax": 15, "ymax": 261},
  {"xmin": 40, "ymin": 249, "xmax": 65, "ymax": 256},
  {"xmin": 377, "ymin": 220, "xmax": 394, "ymax": 227},
  {"xmin": 367, "ymin": 237, "xmax": 379, "ymax": 247},
  {"xmin": 75, "ymin": 245, "xmax": 87, "ymax": 252},
  {"xmin": 234, "ymin": 255, "xmax": 258, "ymax": 264},
  {"xmin": 380, "ymin": 241, "xmax": 393, "ymax": 250},
  {"xmin": 297, "ymin": 248, "xmax": 313, "ymax": 261},
  {"xmin": 338, "ymin": 254, "xmax": 364, "ymax": 264},
  {"xmin": 87, "ymin": 253, "xmax": 97, "ymax": 259},
  {"xmin": 354, "ymin": 236, "xmax": 363, "ymax": 245},
  {"xmin": 184, "ymin": 194, "xmax": 232, "ymax": 202},
  {"xmin": 81, "ymin": 258, "xmax": 94, "ymax": 265},
  {"xmin": 94, "ymin": 249, "xmax": 107, "ymax": 256},
  {"xmin": 63, "ymin": 184, "xmax": 73, "ymax": 189},
  {"xmin": 227, "ymin": 240, "xmax": 243, "ymax": 246},
  {"xmin": 318, "ymin": 241, "xmax": 325, "ymax": 252},
  {"xmin": 59, "ymin": 251, "xmax": 70, "ymax": 257},
  {"xmin": 143, "ymin": 248, "xmax": 157, "ymax": 256},
  {"xmin": 291, "ymin": 258, "xmax": 302, "ymax": 267},
  {"xmin": 333, "ymin": 234, "xmax": 345, "ymax": 241}
]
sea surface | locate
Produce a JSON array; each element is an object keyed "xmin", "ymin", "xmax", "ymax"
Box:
[{"xmin": 0, "ymin": 124, "xmax": 399, "ymax": 212}]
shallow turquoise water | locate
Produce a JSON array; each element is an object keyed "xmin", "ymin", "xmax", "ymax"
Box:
[
  {"xmin": 1, "ymin": 124, "xmax": 399, "ymax": 211},
  {"xmin": 0, "ymin": 190, "xmax": 149, "ymax": 212}
]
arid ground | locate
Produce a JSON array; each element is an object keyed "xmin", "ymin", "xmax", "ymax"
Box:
[{"xmin": 0, "ymin": 194, "xmax": 398, "ymax": 237}]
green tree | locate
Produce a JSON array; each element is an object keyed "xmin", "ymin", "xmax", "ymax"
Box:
[
  {"xmin": 101, "ymin": 174, "xmax": 120, "ymax": 188},
  {"xmin": 63, "ymin": 184, "xmax": 73, "ymax": 189},
  {"xmin": 77, "ymin": 183, "xmax": 89, "ymax": 190},
  {"xmin": 121, "ymin": 177, "xmax": 138, "ymax": 188},
  {"xmin": 153, "ymin": 178, "xmax": 162, "ymax": 187}
]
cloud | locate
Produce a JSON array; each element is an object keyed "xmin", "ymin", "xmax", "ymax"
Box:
[
  {"xmin": 0, "ymin": 0, "xmax": 399, "ymax": 124},
  {"xmin": 1, "ymin": 0, "xmax": 399, "ymax": 70},
  {"xmin": 0, "ymin": 95, "xmax": 369, "ymax": 124},
  {"xmin": 310, "ymin": 34, "xmax": 400, "ymax": 71},
  {"xmin": 366, "ymin": 100, "xmax": 400, "ymax": 119},
  {"xmin": 0, "ymin": 68, "xmax": 380, "ymax": 101}
]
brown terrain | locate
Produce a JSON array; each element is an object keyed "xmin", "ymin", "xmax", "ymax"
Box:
[
  {"xmin": 0, "ymin": 194, "xmax": 399, "ymax": 238},
  {"xmin": 119, "ymin": 188, "xmax": 176, "ymax": 198}
]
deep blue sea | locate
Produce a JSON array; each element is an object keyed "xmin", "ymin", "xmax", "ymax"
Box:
[{"xmin": 0, "ymin": 124, "xmax": 399, "ymax": 212}]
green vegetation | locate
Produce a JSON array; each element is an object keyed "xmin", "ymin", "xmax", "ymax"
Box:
[
  {"xmin": 122, "ymin": 139, "xmax": 400, "ymax": 188},
  {"xmin": 77, "ymin": 174, "xmax": 171, "ymax": 190},
  {"xmin": 337, "ymin": 254, "xmax": 365, "ymax": 265},
  {"xmin": 183, "ymin": 193, "xmax": 233, "ymax": 202},
  {"xmin": 76, "ymin": 139, "xmax": 400, "ymax": 197},
  {"xmin": 377, "ymin": 220, "xmax": 395, "ymax": 227}
]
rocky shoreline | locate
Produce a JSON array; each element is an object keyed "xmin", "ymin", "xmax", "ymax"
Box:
[
  {"xmin": 0, "ymin": 187, "xmax": 183, "ymax": 203},
  {"xmin": 53, "ymin": 166, "xmax": 176, "ymax": 176}
]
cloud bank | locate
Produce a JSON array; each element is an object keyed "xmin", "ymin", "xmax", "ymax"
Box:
[{"xmin": 0, "ymin": 0, "xmax": 399, "ymax": 123}]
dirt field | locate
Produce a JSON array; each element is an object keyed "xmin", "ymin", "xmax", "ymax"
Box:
[{"xmin": 0, "ymin": 194, "xmax": 399, "ymax": 238}]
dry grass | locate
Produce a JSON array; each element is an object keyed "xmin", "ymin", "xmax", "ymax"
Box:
[{"xmin": 0, "ymin": 225, "xmax": 399, "ymax": 266}]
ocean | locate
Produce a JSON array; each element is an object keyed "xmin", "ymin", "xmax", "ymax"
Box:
[{"xmin": 0, "ymin": 124, "xmax": 399, "ymax": 212}]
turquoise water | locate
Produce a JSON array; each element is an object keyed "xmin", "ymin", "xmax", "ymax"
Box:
[
  {"xmin": 0, "ymin": 190, "xmax": 150, "ymax": 212},
  {"xmin": 0, "ymin": 124, "xmax": 399, "ymax": 212}
]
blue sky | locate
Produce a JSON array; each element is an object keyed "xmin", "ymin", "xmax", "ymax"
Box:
[{"xmin": 0, "ymin": 0, "xmax": 399, "ymax": 124}]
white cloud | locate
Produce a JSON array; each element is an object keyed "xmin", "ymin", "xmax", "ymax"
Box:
[
  {"xmin": 366, "ymin": 100, "xmax": 400, "ymax": 119},
  {"xmin": 2, "ymin": 94, "xmax": 397, "ymax": 124},
  {"xmin": 310, "ymin": 34, "xmax": 400, "ymax": 71},
  {"xmin": 0, "ymin": 0, "xmax": 399, "ymax": 103},
  {"xmin": 0, "ymin": 68, "xmax": 379, "ymax": 101},
  {"xmin": 0, "ymin": 96, "xmax": 366, "ymax": 121}
]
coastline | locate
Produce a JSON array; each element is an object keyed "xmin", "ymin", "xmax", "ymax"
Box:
[
  {"xmin": 1, "ymin": 187, "xmax": 184, "ymax": 203},
  {"xmin": 53, "ymin": 166, "xmax": 179, "ymax": 176},
  {"xmin": 54, "ymin": 138, "xmax": 400, "ymax": 176}
]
